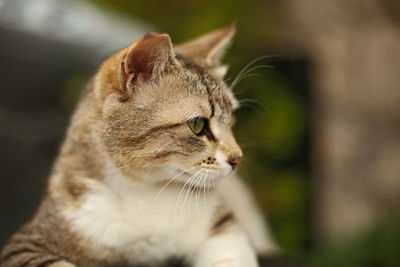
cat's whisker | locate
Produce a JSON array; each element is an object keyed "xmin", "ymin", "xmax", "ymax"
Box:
[
  {"xmin": 230, "ymin": 66, "xmax": 270, "ymax": 91},
  {"xmin": 195, "ymin": 174, "xmax": 201, "ymax": 209},
  {"xmin": 176, "ymin": 178, "xmax": 191, "ymax": 219},
  {"xmin": 176, "ymin": 172, "xmax": 195, "ymax": 208},
  {"xmin": 186, "ymin": 170, "xmax": 204, "ymax": 215},
  {"xmin": 183, "ymin": 172, "xmax": 201, "ymax": 216},
  {"xmin": 229, "ymin": 55, "xmax": 276, "ymax": 91},
  {"xmin": 203, "ymin": 176, "xmax": 207, "ymax": 203},
  {"xmin": 196, "ymin": 173, "xmax": 206, "ymax": 208},
  {"xmin": 238, "ymin": 98, "xmax": 267, "ymax": 111},
  {"xmin": 233, "ymin": 65, "xmax": 268, "ymax": 84},
  {"xmin": 205, "ymin": 171, "xmax": 210, "ymax": 202},
  {"xmin": 224, "ymin": 77, "xmax": 232, "ymax": 83},
  {"xmin": 238, "ymin": 98, "xmax": 263, "ymax": 105},
  {"xmin": 180, "ymin": 179, "xmax": 192, "ymax": 217},
  {"xmin": 176, "ymin": 176, "xmax": 191, "ymax": 211},
  {"xmin": 176, "ymin": 170, "xmax": 201, "ymax": 217},
  {"xmin": 230, "ymin": 58, "xmax": 264, "ymax": 89},
  {"xmin": 201, "ymin": 172, "xmax": 207, "ymax": 205},
  {"xmin": 202, "ymin": 170, "xmax": 209, "ymax": 204},
  {"xmin": 187, "ymin": 171, "xmax": 202, "ymax": 210},
  {"xmin": 236, "ymin": 55, "xmax": 277, "ymax": 77},
  {"xmin": 241, "ymin": 64, "xmax": 272, "ymax": 77},
  {"xmin": 154, "ymin": 167, "xmax": 196, "ymax": 200},
  {"xmin": 230, "ymin": 73, "xmax": 261, "ymax": 91},
  {"xmin": 192, "ymin": 173, "xmax": 201, "ymax": 209},
  {"xmin": 142, "ymin": 164, "xmax": 155, "ymax": 188},
  {"xmin": 216, "ymin": 77, "xmax": 231, "ymax": 91},
  {"xmin": 211, "ymin": 173, "xmax": 216, "ymax": 191}
]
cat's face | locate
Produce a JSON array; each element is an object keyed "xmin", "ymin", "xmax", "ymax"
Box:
[{"xmin": 96, "ymin": 25, "xmax": 241, "ymax": 185}]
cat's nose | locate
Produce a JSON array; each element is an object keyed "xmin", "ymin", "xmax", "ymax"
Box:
[{"xmin": 227, "ymin": 156, "xmax": 242, "ymax": 169}]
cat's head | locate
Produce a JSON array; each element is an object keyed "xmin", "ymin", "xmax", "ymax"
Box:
[{"xmin": 94, "ymin": 24, "xmax": 242, "ymax": 185}]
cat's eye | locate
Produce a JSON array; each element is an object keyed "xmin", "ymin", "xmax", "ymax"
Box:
[{"xmin": 187, "ymin": 117, "xmax": 206, "ymax": 135}]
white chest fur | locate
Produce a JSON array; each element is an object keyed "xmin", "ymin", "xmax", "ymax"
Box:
[{"xmin": 63, "ymin": 167, "xmax": 220, "ymax": 264}]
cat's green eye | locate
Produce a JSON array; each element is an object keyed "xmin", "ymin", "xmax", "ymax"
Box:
[{"xmin": 187, "ymin": 117, "xmax": 206, "ymax": 135}]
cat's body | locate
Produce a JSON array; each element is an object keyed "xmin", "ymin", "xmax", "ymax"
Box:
[{"xmin": 0, "ymin": 25, "xmax": 276, "ymax": 267}]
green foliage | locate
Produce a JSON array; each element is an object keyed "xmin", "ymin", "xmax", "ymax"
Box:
[{"xmin": 83, "ymin": 0, "xmax": 279, "ymax": 43}]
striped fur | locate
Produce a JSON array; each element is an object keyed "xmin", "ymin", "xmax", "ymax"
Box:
[{"xmin": 1, "ymin": 24, "xmax": 276, "ymax": 267}]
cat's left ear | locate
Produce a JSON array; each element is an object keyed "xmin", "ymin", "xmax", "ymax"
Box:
[
  {"xmin": 120, "ymin": 33, "xmax": 179, "ymax": 92},
  {"xmin": 174, "ymin": 22, "xmax": 236, "ymax": 79}
]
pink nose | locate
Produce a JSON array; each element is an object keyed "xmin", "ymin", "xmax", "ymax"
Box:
[{"xmin": 228, "ymin": 156, "xmax": 242, "ymax": 169}]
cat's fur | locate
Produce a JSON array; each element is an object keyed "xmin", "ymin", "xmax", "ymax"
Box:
[{"xmin": 0, "ymin": 24, "xmax": 277, "ymax": 267}]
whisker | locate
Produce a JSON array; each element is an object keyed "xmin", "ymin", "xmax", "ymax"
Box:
[
  {"xmin": 238, "ymin": 98, "xmax": 268, "ymax": 112},
  {"xmin": 183, "ymin": 172, "xmax": 202, "ymax": 215},
  {"xmin": 154, "ymin": 167, "xmax": 196, "ymax": 200},
  {"xmin": 211, "ymin": 174, "xmax": 216, "ymax": 191},
  {"xmin": 230, "ymin": 67, "xmax": 270, "ymax": 91},
  {"xmin": 188, "ymin": 172, "xmax": 202, "ymax": 210},
  {"xmin": 196, "ymin": 173, "xmax": 206, "ymax": 208},
  {"xmin": 177, "ymin": 172, "xmax": 197, "ymax": 206},
  {"xmin": 230, "ymin": 56, "xmax": 270, "ymax": 88},
  {"xmin": 202, "ymin": 172, "xmax": 208, "ymax": 203},
  {"xmin": 229, "ymin": 55, "xmax": 279, "ymax": 91},
  {"xmin": 176, "ymin": 170, "xmax": 201, "ymax": 217},
  {"xmin": 141, "ymin": 164, "xmax": 154, "ymax": 188},
  {"xmin": 193, "ymin": 173, "xmax": 202, "ymax": 209},
  {"xmin": 207, "ymin": 171, "xmax": 211, "ymax": 199}
]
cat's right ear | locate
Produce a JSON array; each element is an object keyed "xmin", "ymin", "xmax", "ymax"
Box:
[
  {"xmin": 120, "ymin": 33, "xmax": 179, "ymax": 93},
  {"xmin": 174, "ymin": 23, "xmax": 236, "ymax": 79}
]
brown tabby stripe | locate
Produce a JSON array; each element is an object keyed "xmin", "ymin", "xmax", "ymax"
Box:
[
  {"xmin": 126, "ymin": 122, "xmax": 184, "ymax": 146},
  {"xmin": 150, "ymin": 150, "xmax": 189, "ymax": 160},
  {"xmin": 1, "ymin": 248, "xmax": 36, "ymax": 262},
  {"xmin": 209, "ymin": 99, "xmax": 215, "ymax": 118},
  {"xmin": 175, "ymin": 54, "xmax": 218, "ymax": 117},
  {"xmin": 211, "ymin": 212, "xmax": 234, "ymax": 235},
  {"xmin": 1, "ymin": 239, "xmax": 65, "ymax": 267},
  {"xmin": 26, "ymin": 256, "xmax": 61, "ymax": 267},
  {"xmin": 203, "ymin": 119, "xmax": 217, "ymax": 142},
  {"xmin": 2, "ymin": 251, "xmax": 62, "ymax": 267},
  {"xmin": 40, "ymin": 259, "xmax": 64, "ymax": 267}
]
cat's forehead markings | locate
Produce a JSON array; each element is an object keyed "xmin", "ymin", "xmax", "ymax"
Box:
[{"xmin": 176, "ymin": 55, "xmax": 231, "ymax": 119}]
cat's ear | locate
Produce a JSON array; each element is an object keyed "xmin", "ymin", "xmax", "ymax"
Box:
[
  {"xmin": 174, "ymin": 22, "xmax": 236, "ymax": 78},
  {"xmin": 120, "ymin": 33, "xmax": 178, "ymax": 92}
]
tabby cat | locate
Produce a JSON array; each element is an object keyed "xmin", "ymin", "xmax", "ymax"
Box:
[{"xmin": 0, "ymin": 24, "xmax": 277, "ymax": 267}]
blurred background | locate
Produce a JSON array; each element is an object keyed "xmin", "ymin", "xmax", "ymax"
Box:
[{"xmin": 1, "ymin": 0, "xmax": 400, "ymax": 266}]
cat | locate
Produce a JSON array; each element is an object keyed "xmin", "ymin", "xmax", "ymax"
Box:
[{"xmin": 0, "ymin": 23, "xmax": 277, "ymax": 267}]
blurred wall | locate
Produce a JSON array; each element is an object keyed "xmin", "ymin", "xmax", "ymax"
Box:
[
  {"xmin": 0, "ymin": 26, "xmax": 94, "ymax": 245},
  {"xmin": 275, "ymin": 0, "xmax": 400, "ymax": 244}
]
